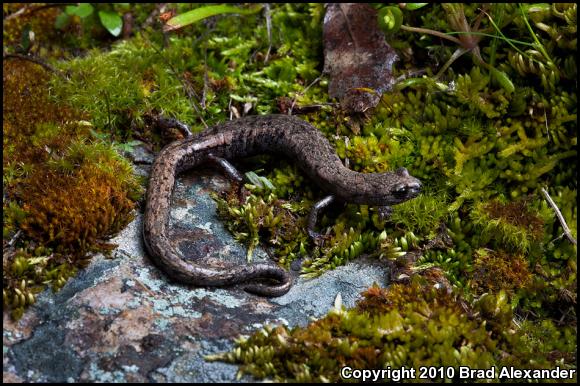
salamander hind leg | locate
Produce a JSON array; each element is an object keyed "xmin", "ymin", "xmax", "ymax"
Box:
[{"xmin": 307, "ymin": 195, "xmax": 336, "ymax": 246}]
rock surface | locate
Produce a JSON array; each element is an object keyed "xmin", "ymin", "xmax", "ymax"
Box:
[{"xmin": 3, "ymin": 165, "xmax": 390, "ymax": 382}]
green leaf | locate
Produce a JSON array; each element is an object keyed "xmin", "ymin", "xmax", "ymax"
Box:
[
  {"xmin": 245, "ymin": 171, "xmax": 275, "ymax": 190},
  {"xmin": 490, "ymin": 68, "xmax": 515, "ymax": 93},
  {"xmin": 164, "ymin": 4, "xmax": 263, "ymax": 32},
  {"xmin": 405, "ymin": 3, "xmax": 429, "ymax": 11},
  {"xmin": 98, "ymin": 10, "xmax": 123, "ymax": 37},
  {"xmin": 66, "ymin": 3, "xmax": 94, "ymax": 18},
  {"xmin": 20, "ymin": 24, "xmax": 32, "ymax": 52},
  {"xmin": 377, "ymin": 6, "xmax": 403, "ymax": 33}
]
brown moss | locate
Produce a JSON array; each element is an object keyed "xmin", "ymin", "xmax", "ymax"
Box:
[
  {"xmin": 484, "ymin": 199, "xmax": 545, "ymax": 240},
  {"xmin": 211, "ymin": 280, "xmax": 541, "ymax": 381},
  {"xmin": 3, "ymin": 4, "xmax": 63, "ymax": 53},
  {"xmin": 19, "ymin": 155, "xmax": 136, "ymax": 256},
  {"xmin": 470, "ymin": 249, "xmax": 532, "ymax": 295},
  {"xmin": 3, "ymin": 60, "xmax": 85, "ymax": 167},
  {"xmin": 3, "ymin": 58, "xmax": 141, "ymax": 319},
  {"xmin": 356, "ymin": 279, "xmax": 466, "ymax": 317}
]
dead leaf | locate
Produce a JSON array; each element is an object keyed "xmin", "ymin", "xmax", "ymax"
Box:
[{"xmin": 323, "ymin": 3, "xmax": 398, "ymax": 113}]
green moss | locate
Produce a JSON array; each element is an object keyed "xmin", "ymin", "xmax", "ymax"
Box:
[
  {"xmin": 3, "ymin": 3, "xmax": 62, "ymax": 53},
  {"xmin": 3, "ymin": 60, "xmax": 142, "ymax": 319},
  {"xmin": 49, "ymin": 3, "xmax": 326, "ymax": 143},
  {"xmin": 3, "ymin": 2, "xmax": 576, "ymax": 372},
  {"xmin": 389, "ymin": 191, "xmax": 449, "ymax": 237},
  {"xmin": 470, "ymin": 198, "xmax": 547, "ymax": 253},
  {"xmin": 204, "ymin": 4, "xmax": 576, "ymax": 377},
  {"xmin": 209, "ymin": 279, "xmax": 568, "ymax": 382},
  {"xmin": 200, "ymin": 5, "xmax": 576, "ymax": 344},
  {"xmin": 214, "ymin": 184, "xmax": 307, "ymax": 263}
]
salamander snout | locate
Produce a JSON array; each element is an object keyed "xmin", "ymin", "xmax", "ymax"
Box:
[
  {"xmin": 406, "ymin": 181, "xmax": 422, "ymax": 195},
  {"xmin": 392, "ymin": 180, "xmax": 421, "ymax": 198},
  {"xmin": 391, "ymin": 168, "xmax": 422, "ymax": 202}
]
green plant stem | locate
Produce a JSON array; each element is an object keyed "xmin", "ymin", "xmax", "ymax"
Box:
[
  {"xmin": 482, "ymin": 10, "xmax": 530, "ymax": 60},
  {"xmin": 517, "ymin": 4, "xmax": 554, "ymax": 65},
  {"xmin": 434, "ymin": 47, "xmax": 470, "ymax": 79},
  {"xmin": 400, "ymin": 25, "xmax": 462, "ymax": 45},
  {"xmin": 445, "ymin": 31, "xmax": 535, "ymax": 47}
]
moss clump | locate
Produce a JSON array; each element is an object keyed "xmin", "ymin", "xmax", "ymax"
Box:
[
  {"xmin": 470, "ymin": 198, "xmax": 547, "ymax": 253},
  {"xmin": 388, "ymin": 191, "xmax": 449, "ymax": 237},
  {"xmin": 48, "ymin": 3, "xmax": 327, "ymax": 143},
  {"xmin": 3, "ymin": 3, "xmax": 61, "ymax": 52},
  {"xmin": 209, "ymin": 279, "xmax": 564, "ymax": 382},
  {"xmin": 213, "ymin": 165, "xmax": 400, "ymax": 276},
  {"xmin": 18, "ymin": 139, "xmax": 141, "ymax": 252},
  {"xmin": 205, "ymin": 4, "xmax": 576, "ymax": 377},
  {"xmin": 469, "ymin": 249, "xmax": 532, "ymax": 295},
  {"xmin": 204, "ymin": 6, "xmax": 575, "ymax": 350},
  {"xmin": 214, "ymin": 182, "xmax": 307, "ymax": 263},
  {"xmin": 3, "ymin": 60, "xmax": 142, "ymax": 319}
]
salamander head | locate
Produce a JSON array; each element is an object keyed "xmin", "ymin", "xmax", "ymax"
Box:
[
  {"xmin": 340, "ymin": 167, "xmax": 422, "ymax": 206},
  {"xmin": 388, "ymin": 167, "xmax": 422, "ymax": 204},
  {"xmin": 361, "ymin": 166, "xmax": 421, "ymax": 206}
]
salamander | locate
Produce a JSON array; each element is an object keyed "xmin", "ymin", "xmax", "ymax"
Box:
[{"xmin": 143, "ymin": 114, "xmax": 421, "ymax": 297}]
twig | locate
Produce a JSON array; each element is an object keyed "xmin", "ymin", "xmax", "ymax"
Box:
[
  {"xmin": 399, "ymin": 25, "xmax": 463, "ymax": 45},
  {"xmin": 541, "ymin": 187, "xmax": 577, "ymax": 245},
  {"xmin": 228, "ymin": 97, "xmax": 234, "ymax": 120},
  {"xmin": 289, "ymin": 76, "xmax": 321, "ymax": 115},
  {"xmin": 3, "ymin": 53, "xmax": 66, "ymax": 79},
  {"xmin": 263, "ymin": 4, "xmax": 272, "ymax": 63},
  {"xmin": 4, "ymin": 3, "xmax": 68, "ymax": 21},
  {"xmin": 8, "ymin": 230, "xmax": 22, "ymax": 247},
  {"xmin": 201, "ymin": 47, "xmax": 208, "ymax": 109}
]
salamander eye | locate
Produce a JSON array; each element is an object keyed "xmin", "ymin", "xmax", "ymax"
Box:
[
  {"xmin": 392, "ymin": 181, "xmax": 422, "ymax": 197},
  {"xmin": 393, "ymin": 183, "xmax": 408, "ymax": 195}
]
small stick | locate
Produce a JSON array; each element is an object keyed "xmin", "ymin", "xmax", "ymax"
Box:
[
  {"xmin": 263, "ymin": 4, "xmax": 272, "ymax": 64},
  {"xmin": 3, "ymin": 53, "xmax": 65, "ymax": 78},
  {"xmin": 8, "ymin": 230, "xmax": 22, "ymax": 247},
  {"xmin": 4, "ymin": 3, "xmax": 68, "ymax": 21},
  {"xmin": 201, "ymin": 47, "xmax": 209, "ymax": 109},
  {"xmin": 541, "ymin": 187, "xmax": 577, "ymax": 245},
  {"xmin": 289, "ymin": 76, "xmax": 321, "ymax": 115}
]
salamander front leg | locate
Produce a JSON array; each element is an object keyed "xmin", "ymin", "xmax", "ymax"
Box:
[
  {"xmin": 207, "ymin": 153, "xmax": 244, "ymax": 183},
  {"xmin": 307, "ymin": 195, "xmax": 335, "ymax": 245},
  {"xmin": 207, "ymin": 153, "xmax": 247, "ymax": 201},
  {"xmin": 377, "ymin": 205, "xmax": 394, "ymax": 221}
]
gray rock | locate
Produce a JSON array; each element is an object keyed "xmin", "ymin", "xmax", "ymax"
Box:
[{"xmin": 3, "ymin": 168, "xmax": 389, "ymax": 382}]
